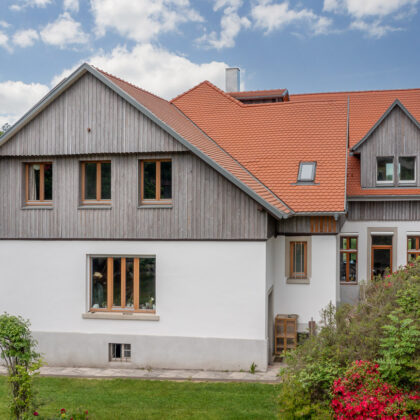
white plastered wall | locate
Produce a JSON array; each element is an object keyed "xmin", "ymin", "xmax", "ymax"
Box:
[
  {"xmin": 271, "ymin": 235, "xmax": 337, "ymax": 331},
  {"xmin": 0, "ymin": 240, "xmax": 268, "ymax": 370}
]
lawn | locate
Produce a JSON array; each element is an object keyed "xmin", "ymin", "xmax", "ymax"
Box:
[{"xmin": 0, "ymin": 376, "xmax": 280, "ymax": 419}]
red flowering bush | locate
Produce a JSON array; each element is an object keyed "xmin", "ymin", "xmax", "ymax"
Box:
[{"xmin": 331, "ymin": 360, "xmax": 420, "ymax": 419}]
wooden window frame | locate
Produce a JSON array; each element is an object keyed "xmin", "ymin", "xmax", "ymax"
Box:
[
  {"xmin": 371, "ymin": 243, "xmax": 393, "ymax": 279},
  {"xmin": 290, "ymin": 241, "xmax": 307, "ymax": 278},
  {"xmin": 25, "ymin": 162, "xmax": 53, "ymax": 205},
  {"xmin": 89, "ymin": 256, "xmax": 155, "ymax": 314},
  {"xmin": 81, "ymin": 161, "xmax": 111, "ymax": 205},
  {"xmin": 140, "ymin": 159, "xmax": 172, "ymax": 205},
  {"xmin": 407, "ymin": 236, "xmax": 420, "ymax": 263},
  {"xmin": 340, "ymin": 236, "xmax": 358, "ymax": 284}
]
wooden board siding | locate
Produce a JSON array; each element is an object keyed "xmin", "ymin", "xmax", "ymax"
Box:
[
  {"xmin": 358, "ymin": 106, "xmax": 420, "ymax": 188},
  {"xmin": 347, "ymin": 201, "xmax": 420, "ymax": 221},
  {"xmin": 277, "ymin": 216, "xmax": 338, "ymax": 235},
  {"xmin": 0, "ymin": 73, "xmax": 187, "ymax": 157},
  {"xmin": 0, "ymin": 152, "xmax": 267, "ymax": 240}
]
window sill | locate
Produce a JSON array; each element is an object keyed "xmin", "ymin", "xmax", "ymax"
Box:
[
  {"xmin": 340, "ymin": 282, "xmax": 358, "ymax": 285},
  {"xmin": 78, "ymin": 205, "xmax": 112, "ymax": 210},
  {"xmin": 82, "ymin": 312, "xmax": 159, "ymax": 321},
  {"xmin": 138, "ymin": 204, "xmax": 173, "ymax": 209},
  {"xmin": 22, "ymin": 205, "xmax": 53, "ymax": 210},
  {"xmin": 287, "ymin": 277, "xmax": 310, "ymax": 284}
]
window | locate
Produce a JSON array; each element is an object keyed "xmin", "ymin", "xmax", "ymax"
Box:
[
  {"xmin": 340, "ymin": 237, "xmax": 357, "ymax": 283},
  {"xmin": 90, "ymin": 256, "xmax": 156, "ymax": 312},
  {"xmin": 399, "ymin": 157, "xmax": 416, "ymax": 183},
  {"xmin": 81, "ymin": 161, "xmax": 111, "ymax": 204},
  {"xmin": 140, "ymin": 160, "xmax": 172, "ymax": 204},
  {"xmin": 25, "ymin": 163, "xmax": 53, "ymax": 205},
  {"xmin": 290, "ymin": 242, "xmax": 307, "ymax": 278},
  {"xmin": 377, "ymin": 157, "xmax": 394, "ymax": 183},
  {"xmin": 298, "ymin": 162, "xmax": 316, "ymax": 182},
  {"xmin": 407, "ymin": 236, "xmax": 420, "ymax": 262},
  {"xmin": 109, "ymin": 343, "xmax": 131, "ymax": 362}
]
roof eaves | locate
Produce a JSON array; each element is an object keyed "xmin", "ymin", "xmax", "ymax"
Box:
[{"xmin": 351, "ymin": 99, "xmax": 420, "ymax": 152}]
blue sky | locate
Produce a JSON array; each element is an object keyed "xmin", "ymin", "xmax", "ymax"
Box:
[{"xmin": 1, "ymin": 0, "xmax": 420, "ymax": 127}]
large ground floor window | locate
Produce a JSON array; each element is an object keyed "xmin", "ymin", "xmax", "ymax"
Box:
[{"xmin": 90, "ymin": 256, "xmax": 156, "ymax": 313}]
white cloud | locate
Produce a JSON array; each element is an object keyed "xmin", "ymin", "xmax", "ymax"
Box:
[
  {"xmin": 0, "ymin": 31, "xmax": 12, "ymax": 52},
  {"xmin": 350, "ymin": 19, "xmax": 400, "ymax": 37},
  {"xmin": 90, "ymin": 0, "xmax": 203, "ymax": 42},
  {"xmin": 198, "ymin": 0, "xmax": 250, "ymax": 49},
  {"xmin": 324, "ymin": 0, "xmax": 418, "ymax": 18},
  {"xmin": 12, "ymin": 29, "xmax": 39, "ymax": 47},
  {"xmin": 0, "ymin": 21, "xmax": 10, "ymax": 28},
  {"xmin": 63, "ymin": 0, "xmax": 79, "ymax": 12},
  {"xmin": 10, "ymin": 0, "xmax": 52, "ymax": 10},
  {"xmin": 40, "ymin": 13, "xmax": 88, "ymax": 47},
  {"xmin": 52, "ymin": 43, "xmax": 228, "ymax": 99},
  {"xmin": 0, "ymin": 80, "xmax": 49, "ymax": 126},
  {"xmin": 251, "ymin": 0, "xmax": 332, "ymax": 35}
]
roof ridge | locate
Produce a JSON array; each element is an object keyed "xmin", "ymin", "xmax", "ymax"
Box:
[
  {"xmin": 201, "ymin": 80, "xmax": 245, "ymax": 106},
  {"xmin": 93, "ymin": 66, "xmax": 167, "ymax": 103},
  {"xmin": 229, "ymin": 88, "xmax": 286, "ymax": 95},
  {"xmin": 170, "ymin": 81, "xmax": 211, "ymax": 104},
  {"xmin": 292, "ymin": 87, "xmax": 420, "ymax": 97}
]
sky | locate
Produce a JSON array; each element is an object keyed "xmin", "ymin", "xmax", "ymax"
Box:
[{"xmin": 1, "ymin": 0, "xmax": 420, "ymax": 127}]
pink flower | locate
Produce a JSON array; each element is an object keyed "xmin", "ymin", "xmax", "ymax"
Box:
[{"xmin": 33, "ymin": 412, "xmax": 39, "ymax": 417}]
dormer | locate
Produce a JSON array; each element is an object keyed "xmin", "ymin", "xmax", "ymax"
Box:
[{"xmin": 351, "ymin": 100, "xmax": 420, "ymax": 189}]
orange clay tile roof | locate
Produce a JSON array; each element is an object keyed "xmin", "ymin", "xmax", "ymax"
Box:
[
  {"xmin": 172, "ymin": 81, "xmax": 348, "ymax": 213},
  {"xmin": 96, "ymin": 69, "xmax": 291, "ymax": 216},
  {"xmin": 291, "ymin": 89, "xmax": 420, "ymax": 197}
]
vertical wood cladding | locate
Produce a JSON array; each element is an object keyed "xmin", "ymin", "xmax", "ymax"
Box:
[
  {"xmin": 358, "ymin": 106, "xmax": 420, "ymax": 188},
  {"xmin": 0, "ymin": 153, "xmax": 267, "ymax": 239},
  {"xmin": 0, "ymin": 73, "xmax": 187, "ymax": 156},
  {"xmin": 347, "ymin": 201, "xmax": 420, "ymax": 221}
]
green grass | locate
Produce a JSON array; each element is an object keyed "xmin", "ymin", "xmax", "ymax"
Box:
[{"xmin": 0, "ymin": 376, "xmax": 280, "ymax": 419}]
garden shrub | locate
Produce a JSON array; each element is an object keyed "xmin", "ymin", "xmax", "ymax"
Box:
[
  {"xmin": 278, "ymin": 260, "xmax": 420, "ymax": 418},
  {"xmin": 0, "ymin": 313, "xmax": 42, "ymax": 420},
  {"xmin": 331, "ymin": 360, "xmax": 419, "ymax": 419}
]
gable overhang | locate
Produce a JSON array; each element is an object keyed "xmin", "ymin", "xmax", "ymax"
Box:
[
  {"xmin": 0, "ymin": 63, "xmax": 291, "ymax": 220},
  {"xmin": 351, "ymin": 99, "xmax": 420, "ymax": 152}
]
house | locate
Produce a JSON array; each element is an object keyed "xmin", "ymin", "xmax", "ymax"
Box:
[{"xmin": 0, "ymin": 63, "xmax": 419, "ymax": 371}]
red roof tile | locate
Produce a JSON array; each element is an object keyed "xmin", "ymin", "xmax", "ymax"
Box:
[
  {"xmin": 291, "ymin": 89, "xmax": 420, "ymax": 197},
  {"xmin": 172, "ymin": 81, "xmax": 348, "ymax": 213}
]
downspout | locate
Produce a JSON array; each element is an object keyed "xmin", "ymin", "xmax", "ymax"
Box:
[{"xmin": 344, "ymin": 96, "xmax": 350, "ymax": 215}]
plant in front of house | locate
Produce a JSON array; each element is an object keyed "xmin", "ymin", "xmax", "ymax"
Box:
[
  {"xmin": 0, "ymin": 313, "xmax": 42, "ymax": 420},
  {"xmin": 331, "ymin": 360, "xmax": 419, "ymax": 419},
  {"xmin": 278, "ymin": 260, "xmax": 420, "ymax": 419}
]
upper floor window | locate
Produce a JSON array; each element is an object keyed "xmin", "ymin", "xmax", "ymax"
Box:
[
  {"xmin": 290, "ymin": 241, "xmax": 307, "ymax": 278},
  {"xmin": 25, "ymin": 162, "xmax": 53, "ymax": 205},
  {"xmin": 398, "ymin": 157, "xmax": 416, "ymax": 183},
  {"xmin": 377, "ymin": 157, "xmax": 394, "ymax": 183},
  {"xmin": 407, "ymin": 236, "xmax": 420, "ymax": 263},
  {"xmin": 140, "ymin": 160, "xmax": 172, "ymax": 204},
  {"xmin": 90, "ymin": 256, "xmax": 156, "ymax": 312},
  {"xmin": 81, "ymin": 161, "xmax": 111, "ymax": 204},
  {"xmin": 298, "ymin": 162, "xmax": 316, "ymax": 182},
  {"xmin": 340, "ymin": 236, "xmax": 357, "ymax": 283}
]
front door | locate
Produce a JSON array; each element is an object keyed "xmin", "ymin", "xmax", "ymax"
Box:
[{"xmin": 371, "ymin": 235, "xmax": 393, "ymax": 278}]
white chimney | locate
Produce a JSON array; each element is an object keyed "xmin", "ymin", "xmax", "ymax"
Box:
[{"xmin": 225, "ymin": 68, "xmax": 240, "ymax": 92}]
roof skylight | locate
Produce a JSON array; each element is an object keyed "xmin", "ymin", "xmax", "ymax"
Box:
[{"xmin": 298, "ymin": 162, "xmax": 316, "ymax": 182}]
